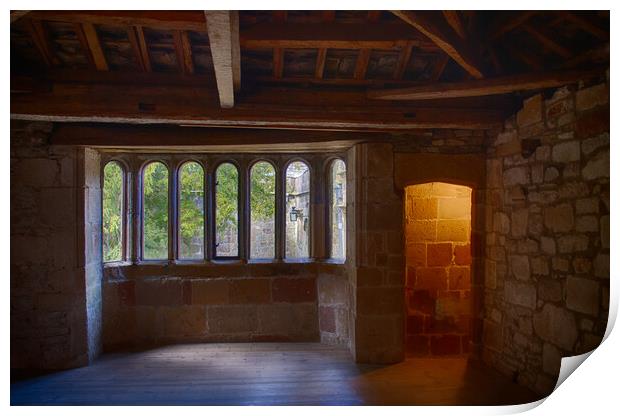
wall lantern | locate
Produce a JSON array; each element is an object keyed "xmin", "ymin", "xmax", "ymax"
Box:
[{"xmin": 290, "ymin": 207, "xmax": 303, "ymax": 222}]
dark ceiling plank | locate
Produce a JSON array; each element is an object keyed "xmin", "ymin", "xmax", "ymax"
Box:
[
  {"xmin": 73, "ymin": 23, "xmax": 96, "ymax": 69},
  {"xmin": 391, "ymin": 10, "xmax": 485, "ymax": 79},
  {"xmin": 489, "ymin": 11, "xmax": 536, "ymax": 40},
  {"xmin": 393, "ymin": 41, "xmax": 414, "ymax": 79},
  {"xmin": 442, "ymin": 11, "xmax": 466, "ymax": 39},
  {"xmin": 510, "ymin": 46, "xmax": 544, "ymax": 71},
  {"xmin": 522, "ymin": 24, "xmax": 572, "ymax": 58},
  {"xmin": 559, "ymin": 11, "xmax": 609, "ymax": 40},
  {"xmin": 24, "ymin": 19, "xmax": 58, "ymax": 67},
  {"xmin": 26, "ymin": 10, "xmax": 207, "ymax": 31},
  {"xmin": 50, "ymin": 123, "xmax": 382, "ymax": 147},
  {"xmin": 81, "ymin": 23, "xmax": 109, "ymax": 71},
  {"xmin": 10, "ymin": 81, "xmax": 506, "ymax": 130},
  {"xmin": 205, "ymin": 11, "xmax": 239, "ymax": 108},
  {"xmin": 561, "ymin": 43, "xmax": 609, "ymax": 69},
  {"xmin": 127, "ymin": 26, "xmax": 151, "ymax": 72},
  {"xmin": 367, "ymin": 11, "xmax": 381, "ymax": 22},
  {"xmin": 354, "ymin": 49, "xmax": 371, "ymax": 80},
  {"xmin": 367, "ymin": 68, "xmax": 603, "ymax": 100}
]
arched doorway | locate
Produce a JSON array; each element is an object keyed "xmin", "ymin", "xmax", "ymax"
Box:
[{"xmin": 404, "ymin": 182, "xmax": 473, "ymax": 356}]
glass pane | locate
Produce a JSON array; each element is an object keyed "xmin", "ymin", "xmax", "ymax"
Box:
[
  {"xmin": 179, "ymin": 162, "xmax": 204, "ymax": 260},
  {"xmin": 250, "ymin": 161, "xmax": 276, "ymax": 259},
  {"xmin": 285, "ymin": 161, "xmax": 310, "ymax": 258},
  {"xmin": 330, "ymin": 159, "xmax": 346, "ymax": 260},
  {"xmin": 103, "ymin": 162, "xmax": 123, "ymax": 262},
  {"xmin": 143, "ymin": 162, "xmax": 169, "ymax": 259},
  {"xmin": 215, "ymin": 163, "xmax": 239, "ymax": 257}
]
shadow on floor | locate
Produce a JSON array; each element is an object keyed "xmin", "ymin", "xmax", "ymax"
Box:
[{"xmin": 11, "ymin": 342, "xmax": 545, "ymax": 406}]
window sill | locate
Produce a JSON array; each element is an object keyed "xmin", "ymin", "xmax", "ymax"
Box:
[{"xmin": 103, "ymin": 261, "xmax": 133, "ymax": 268}]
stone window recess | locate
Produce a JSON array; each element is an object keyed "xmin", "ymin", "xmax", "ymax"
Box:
[{"xmin": 100, "ymin": 152, "xmax": 347, "ymax": 264}]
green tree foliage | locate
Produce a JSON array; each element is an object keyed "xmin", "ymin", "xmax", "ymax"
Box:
[
  {"xmin": 179, "ymin": 162, "xmax": 204, "ymax": 259},
  {"xmin": 143, "ymin": 162, "xmax": 168, "ymax": 259},
  {"xmin": 215, "ymin": 163, "xmax": 239, "ymax": 256},
  {"xmin": 103, "ymin": 162, "xmax": 123, "ymax": 262}
]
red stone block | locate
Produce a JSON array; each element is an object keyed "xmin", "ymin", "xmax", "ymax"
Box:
[
  {"xmin": 426, "ymin": 316, "xmax": 458, "ymax": 334},
  {"xmin": 406, "ymin": 266, "xmax": 416, "ymax": 287},
  {"xmin": 272, "ymin": 277, "xmax": 317, "ymax": 303},
  {"xmin": 453, "ymin": 244, "xmax": 471, "ymax": 265},
  {"xmin": 319, "ymin": 306, "xmax": 336, "ymax": 333},
  {"xmin": 461, "ymin": 335, "xmax": 471, "ymax": 353},
  {"xmin": 406, "ymin": 335, "xmax": 430, "ymax": 356},
  {"xmin": 118, "ymin": 280, "xmax": 135, "ymax": 306},
  {"xmin": 407, "ymin": 314, "xmax": 425, "ymax": 334},
  {"xmin": 409, "ymin": 290, "xmax": 435, "ymax": 315},
  {"xmin": 448, "ymin": 266, "xmax": 471, "ymax": 290},
  {"xmin": 415, "ymin": 267, "xmax": 448, "ymax": 294},
  {"xmin": 430, "ymin": 334, "xmax": 462, "ymax": 355},
  {"xmin": 427, "ymin": 243, "xmax": 453, "ymax": 266}
]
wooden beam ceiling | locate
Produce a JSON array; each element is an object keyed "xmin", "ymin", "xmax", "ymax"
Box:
[
  {"xmin": 489, "ymin": 11, "xmax": 536, "ymax": 41},
  {"xmin": 367, "ymin": 68, "xmax": 603, "ymax": 100},
  {"xmin": 205, "ymin": 11, "xmax": 240, "ymax": 108},
  {"xmin": 391, "ymin": 11, "xmax": 485, "ymax": 79},
  {"xmin": 522, "ymin": 24, "xmax": 572, "ymax": 58},
  {"xmin": 10, "ymin": 81, "xmax": 507, "ymax": 130},
  {"xmin": 81, "ymin": 23, "xmax": 109, "ymax": 71}
]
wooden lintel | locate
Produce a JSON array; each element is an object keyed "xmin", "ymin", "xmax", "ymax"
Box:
[
  {"xmin": 50, "ymin": 123, "xmax": 382, "ymax": 147},
  {"xmin": 368, "ymin": 69, "xmax": 604, "ymax": 100},
  {"xmin": 391, "ymin": 11, "xmax": 485, "ymax": 79},
  {"xmin": 81, "ymin": 23, "xmax": 109, "ymax": 71},
  {"xmin": 10, "ymin": 81, "xmax": 506, "ymax": 131},
  {"xmin": 205, "ymin": 11, "xmax": 240, "ymax": 108}
]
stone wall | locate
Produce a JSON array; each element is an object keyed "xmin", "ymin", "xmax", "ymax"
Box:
[
  {"xmin": 483, "ymin": 79, "xmax": 610, "ymax": 395},
  {"xmin": 11, "ymin": 121, "xmax": 100, "ymax": 369},
  {"xmin": 102, "ymin": 263, "xmax": 335, "ymax": 349},
  {"xmin": 405, "ymin": 182, "xmax": 472, "ymax": 356},
  {"xmin": 317, "ymin": 264, "xmax": 350, "ymax": 345}
]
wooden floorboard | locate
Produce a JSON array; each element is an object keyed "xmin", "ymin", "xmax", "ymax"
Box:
[{"xmin": 11, "ymin": 342, "xmax": 542, "ymax": 406}]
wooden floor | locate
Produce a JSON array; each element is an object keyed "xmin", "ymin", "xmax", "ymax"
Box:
[{"xmin": 11, "ymin": 343, "xmax": 541, "ymax": 406}]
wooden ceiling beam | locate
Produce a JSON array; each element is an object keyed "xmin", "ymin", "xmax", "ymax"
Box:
[
  {"xmin": 391, "ymin": 11, "xmax": 485, "ymax": 79},
  {"xmin": 173, "ymin": 30, "xmax": 194, "ymax": 74},
  {"xmin": 73, "ymin": 23, "xmax": 96, "ymax": 69},
  {"xmin": 11, "ymin": 10, "xmax": 30, "ymax": 23},
  {"xmin": 239, "ymin": 22, "xmax": 433, "ymax": 49},
  {"xmin": 314, "ymin": 49, "xmax": 327, "ymax": 79},
  {"xmin": 10, "ymin": 81, "xmax": 506, "ymax": 131},
  {"xmin": 367, "ymin": 68, "xmax": 604, "ymax": 100},
  {"xmin": 127, "ymin": 26, "xmax": 151, "ymax": 72},
  {"xmin": 25, "ymin": 10, "xmax": 207, "ymax": 31},
  {"xmin": 24, "ymin": 19, "xmax": 58, "ymax": 67},
  {"xmin": 354, "ymin": 49, "xmax": 371, "ymax": 80},
  {"xmin": 442, "ymin": 11, "xmax": 466, "ymax": 39},
  {"xmin": 489, "ymin": 11, "xmax": 536, "ymax": 41},
  {"xmin": 205, "ymin": 11, "xmax": 240, "ymax": 108},
  {"xmin": 81, "ymin": 23, "xmax": 109, "ymax": 71},
  {"xmin": 393, "ymin": 41, "xmax": 414, "ymax": 79},
  {"xmin": 429, "ymin": 54, "xmax": 450, "ymax": 81},
  {"xmin": 558, "ymin": 11, "xmax": 609, "ymax": 40},
  {"xmin": 522, "ymin": 24, "xmax": 572, "ymax": 58}
]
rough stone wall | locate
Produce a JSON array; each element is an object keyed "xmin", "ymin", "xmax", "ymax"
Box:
[
  {"xmin": 102, "ymin": 263, "xmax": 326, "ymax": 349},
  {"xmin": 10, "ymin": 120, "xmax": 95, "ymax": 369},
  {"xmin": 351, "ymin": 142, "xmax": 405, "ymax": 364},
  {"xmin": 483, "ymin": 79, "xmax": 610, "ymax": 395},
  {"xmin": 405, "ymin": 182, "xmax": 472, "ymax": 356}
]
